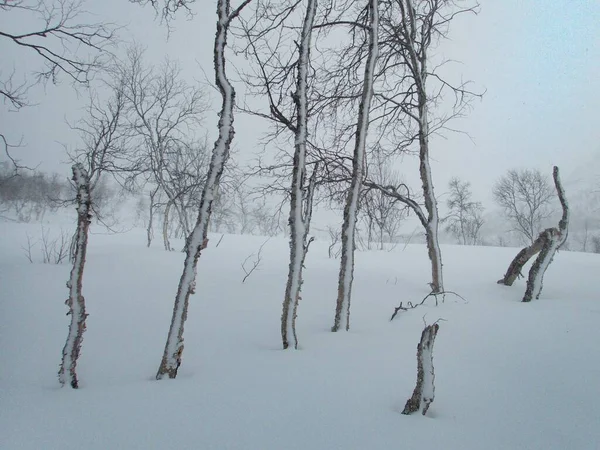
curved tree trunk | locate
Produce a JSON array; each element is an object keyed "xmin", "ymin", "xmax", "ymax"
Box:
[
  {"xmin": 58, "ymin": 164, "xmax": 91, "ymax": 388},
  {"xmin": 156, "ymin": 0, "xmax": 247, "ymax": 379},
  {"xmin": 497, "ymin": 166, "xmax": 569, "ymax": 302},
  {"xmin": 332, "ymin": 0, "xmax": 379, "ymax": 332},
  {"xmin": 281, "ymin": 0, "xmax": 317, "ymax": 350},
  {"xmin": 523, "ymin": 166, "xmax": 569, "ymax": 302}
]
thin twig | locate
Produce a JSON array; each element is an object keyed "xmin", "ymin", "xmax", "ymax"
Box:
[{"xmin": 390, "ymin": 290, "xmax": 466, "ymax": 321}]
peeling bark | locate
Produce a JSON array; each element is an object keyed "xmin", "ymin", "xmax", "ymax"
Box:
[
  {"xmin": 333, "ymin": 0, "xmax": 379, "ymax": 332},
  {"xmin": 402, "ymin": 323, "xmax": 439, "ymax": 416},
  {"xmin": 58, "ymin": 164, "xmax": 91, "ymax": 389}
]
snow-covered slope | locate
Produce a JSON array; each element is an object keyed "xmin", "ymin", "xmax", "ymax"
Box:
[{"xmin": 1, "ymin": 222, "xmax": 599, "ymax": 449}]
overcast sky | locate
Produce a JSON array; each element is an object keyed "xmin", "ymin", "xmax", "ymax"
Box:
[{"xmin": 1, "ymin": 0, "xmax": 599, "ymax": 207}]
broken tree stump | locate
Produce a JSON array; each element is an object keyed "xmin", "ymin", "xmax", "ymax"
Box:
[{"xmin": 402, "ymin": 323, "xmax": 439, "ymax": 416}]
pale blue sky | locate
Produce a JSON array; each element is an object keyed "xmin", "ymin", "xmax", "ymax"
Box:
[{"xmin": 1, "ymin": 0, "xmax": 599, "ymax": 206}]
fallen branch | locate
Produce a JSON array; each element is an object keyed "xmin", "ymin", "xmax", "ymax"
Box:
[{"xmin": 390, "ymin": 290, "xmax": 466, "ymax": 321}]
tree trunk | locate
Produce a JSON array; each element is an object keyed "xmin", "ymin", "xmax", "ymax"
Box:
[
  {"xmin": 281, "ymin": 0, "xmax": 317, "ymax": 350},
  {"xmin": 402, "ymin": 323, "xmax": 439, "ymax": 416},
  {"xmin": 523, "ymin": 166, "xmax": 569, "ymax": 302},
  {"xmin": 163, "ymin": 200, "xmax": 173, "ymax": 251},
  {"xmin": 58, "ymin": 164, "xmax": 91, "ymax": 389},
  {"xmin": 147, "ymin": 186, "xmax": 159, "ymax": 248},
  {"xmin": 333, "ymin": 0, "xmax": 379, "ymax": 332},
  {"xmin": 401, "ymin": 0, "xmax": 443, "ymax": 294},
  {"xmin": 419, "ymin": 104, "xmax": 443, "ymax": 294},
  {"xmin": 497, "ymin": 235, "xmax": 546, "ymax": 286},
  {"xmin": 156, "ymin": 0, "xmax": 242, "ymax": 379}
]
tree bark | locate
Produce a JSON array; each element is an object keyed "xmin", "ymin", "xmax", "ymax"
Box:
[
  {"xmin": 281, "ymin": 0, "xmax": 317, "ymax": 350},
  {"xmin": 522, "ymin": 166, "xmax": 569, "ymax": 302},
  {"xmin": 58, "ymin": 164, "xmax": 91, "ymax": 388},
  {"xmin": 333, "ymin": 0, "xmax": 379, "ymax": 332},
  {"xmin": 163, "ymin": 200, "xmax": 173, "ymax": 251},
  {"xmin": 402, "ymin": 323, "xmax": 439, "ymax": 416},
  {"xmin": 147, "ymin": 186, "xmax": 159, "ymax": 248},
  {"xmin": 497, "ymin": 235, "xmax": 546, "ymax": 286},
  {"xmin": 156, "ymin": 0, "xmax": 248, "ymax": 379},
  {"xmin": 400, "ymin": 0, "xmax": 443, "ymax": 294}
]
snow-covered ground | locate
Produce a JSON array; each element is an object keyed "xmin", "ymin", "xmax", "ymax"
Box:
[{"xmin": 1, "ymin": 221, "xmax": 599, "ymax": 449}]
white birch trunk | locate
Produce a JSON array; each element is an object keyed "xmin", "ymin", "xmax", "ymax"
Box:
[
  {"xmin": 418, "ymin": 59, "xmax": 443, "ymax": 294},
  {"xmin": 58, "ymin": 164, "xmax": 91, "ymax": 388},
  {"xmin": 156, "ymin": 0, "xmax": 240, "ymax": 379},
  {"xmin": 281, "ymin": 0, "xmax": 317, "ymax": 350},
  {"xmin": 401, "ymin": 0, "xmax": 443, "ymax": 293},
  {"xmin": 332, "ymin": 0, "xmax": 379, "ymax": 332}
]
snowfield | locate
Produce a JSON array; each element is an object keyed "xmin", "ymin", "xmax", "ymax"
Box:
[{"xmin": 1, "ymin": 221, "xmax": 599, "ymax": 450}]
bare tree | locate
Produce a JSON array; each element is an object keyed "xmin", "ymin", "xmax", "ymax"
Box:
[
  {"xmin": 443, "ymin": 177, "xmax": 484, "ymax": 245},
  {"xmin": 237, "ymin": 0, "xmax": 323, "ymax": 349},
  {"xmin": 361, "ymin": 149, "xmax": 407, "ymax": 249},
  {"xmin": 331, "ymin": 0, "xmax": 380, "ymax": 333},
  {"xmin": 155, "ymin": 0, "xmax": 252, "ymax": 379},
  {"xmin": 1, "ymin": 0, "xmax": 116, "ymax": 170},
  {"xmin": 355, "ymin": 0, "xmax": 480, "ymax": 294},
  {"xmin": 113, "ymin": 46, "xmax": 208, "ymax": 250},
  {"xmin": 326, "ymin": 224, "xmax": 341, "ymax": 258},
  {"xmin": 493, "ymin": 168, "xmax": 554, "ymax": 245}
]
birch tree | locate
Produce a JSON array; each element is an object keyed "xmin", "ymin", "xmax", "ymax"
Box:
[
  {"xmin": 238, "ymin": 0, "xmax": 320, "ymax": 349},
  {"xmin": 280, "ymin": 0, "xmax": 318, "ymax": 349},
  {"xmin": 156, "ymin": 0, "xmax": 252, "ymax": 379},
  {"xmin": 444, "ymin": 177, "xmax": 484, "ymax": 245},
  {"xmin": 115, "ymin": 47, "xmax": 208, "ymax": 250},
  {"xmin": 493, "ymin": 168, "xmax": 554, "ymax": 245},
  {"xmin": 59, "ymin": 82, "xmax": 129, "ymax": 387},
  {"xmin": 361, "ymin": 0, "xmax": 480, "ymax": 293},
  {"xmin": 332, "ymin": 0, "xmax": 379, "ymax": 332},
  {"xmin": 58, "ymin": 164, "xmax": 91, "ymax": 388}
]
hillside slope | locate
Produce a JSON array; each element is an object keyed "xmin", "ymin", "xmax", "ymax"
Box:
[{"xmin": 1, "ymin": 222, "xmax": 599, "ymax": 449}]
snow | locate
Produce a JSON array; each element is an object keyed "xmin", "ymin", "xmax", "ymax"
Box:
[{"xmin": 1, "ymin": 220, "xmax": 600, "ymax": 449}]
